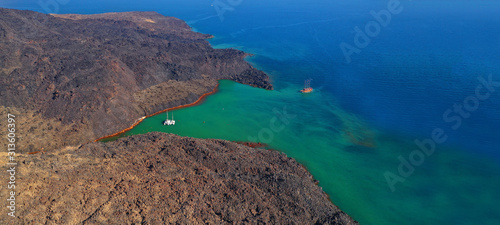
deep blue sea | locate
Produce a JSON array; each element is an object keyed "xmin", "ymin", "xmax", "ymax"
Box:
[{"xmin": 4, "ymin": 0, "xmax": 500, "ymax": 224}]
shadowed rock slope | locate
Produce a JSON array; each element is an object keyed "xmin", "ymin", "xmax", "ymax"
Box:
[
  {"xmin": 4, "ymin": 132, "xmax": 357, "ymax": 225},
  {"xmin": 0, "ymin": 8, "xmax": 272, "ymax": 151}
]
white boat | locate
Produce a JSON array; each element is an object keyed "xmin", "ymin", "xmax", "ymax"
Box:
[{"xmin": 163, "ymin": 110, "xmax": 175, "ymax": 126}]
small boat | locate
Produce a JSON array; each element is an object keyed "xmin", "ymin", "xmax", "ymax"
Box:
[
  {"xmin": 163, "ymin": 110, "xmax": 175, "ymax": 126},
  {"xmin": 300, "ymin": 79, "xmax": 313, "ymax": 93}
]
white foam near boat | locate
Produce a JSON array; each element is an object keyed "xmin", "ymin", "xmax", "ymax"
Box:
[{"xmin": 163, "ymin": 110, "xmax": 175, "ymax": 126}]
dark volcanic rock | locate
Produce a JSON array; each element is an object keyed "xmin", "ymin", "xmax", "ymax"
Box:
[
  {"xmin": 6, "ymin": 132, "xmax": 357, "ymax": 224},
  {"xmin": 0, "ymin": 8, "xmax": 357, "ymax": 224},
  {"xmin": 0, "ymin": 8, "xmax": 272, "ymax": 150}
]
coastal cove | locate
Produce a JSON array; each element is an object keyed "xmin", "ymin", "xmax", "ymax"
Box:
[
  {"xmin": 78, "ymin": 1, "xmax": 500, "ymax": 224},
  {"xmin": 95, "ymin": 83, "xmax": 220, "ymax": 142},
  {"xmin": 3, "ymin": 0, "xmax": 500, "ymax": 224},
  {"xmin": 0, "ymin": 7, "xmax": 356, "ymax": 224},
  {"xmin": 101, "ymin": 79, "xmax": 500, "ymax": 225}
]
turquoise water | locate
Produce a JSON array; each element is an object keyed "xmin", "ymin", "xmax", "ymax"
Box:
[
  {"xmin": 4, "ymin": 0, "xmax": 500, "ymax": 224},
  {"xmin": 105, "ymin": 80, "xmax": 500, "ymax": 225}
]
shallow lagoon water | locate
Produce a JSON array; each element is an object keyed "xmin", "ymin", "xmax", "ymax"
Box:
[{"xmin": 105, "ymin": 79, "xmax": 500, "ymax": 225}]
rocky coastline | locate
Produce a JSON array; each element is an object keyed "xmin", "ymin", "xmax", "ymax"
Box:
[
  {"xmin": 1, "ymin": 132, "xmax": 357, "ymax": 224},
  {"xmin": 0, "ymin": 8, "xmax": 357, "ymax": 224},
  {"xmin": 0, "ymin": 8, "xmax": 272, "ymax": 152}
]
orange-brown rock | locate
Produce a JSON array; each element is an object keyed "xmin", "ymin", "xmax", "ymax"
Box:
[{"xmin": 4, "ymin": 132, "xmax": 357, "ymax": 224}]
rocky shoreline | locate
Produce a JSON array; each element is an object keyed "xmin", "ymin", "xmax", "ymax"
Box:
[
  {"xmin": 0, "ymin": 8, "xmax": 357, "ymax": 224},
  {"xmin": 0, "ymin": 8, "xmax": 272, "ymax": 152},
  {"xmin": 1, "ymin": 132, "xmax": 357, "ymax": 224},
  {"xmin": 95, "ymin": 82, "xmax": 220, "ymax": 142}
]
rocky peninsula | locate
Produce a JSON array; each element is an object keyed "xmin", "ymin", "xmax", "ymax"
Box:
[
  {"xmin": 0, "ymin": 8, "xmax": 272, "ymax": 151},
  {"xmin": 0, "ymin": 8, "xmax": 357, "ymax": 224}
]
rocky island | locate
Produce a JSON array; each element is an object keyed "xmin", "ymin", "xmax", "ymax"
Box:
[{"xmin": 0, "ymin": 8, "xmax": 357, "ymax": 224}]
